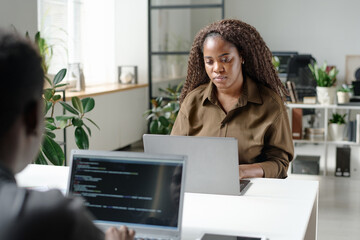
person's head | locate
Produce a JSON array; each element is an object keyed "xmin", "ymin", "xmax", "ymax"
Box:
[
  {"xmin": 0, "ymin": 30, "xmax": 44, "ymax": 173},
  {"xmin": 180, "ymin": 19, "xmax": 287, "ymax": 103}
]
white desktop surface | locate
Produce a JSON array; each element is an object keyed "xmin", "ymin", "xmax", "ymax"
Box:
[{"xmin": 16, "ymin": 164, "xmax": 318, "ymax": 240}]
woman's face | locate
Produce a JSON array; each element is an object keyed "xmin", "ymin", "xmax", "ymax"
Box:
[{"xmin": 203, "ymin": 36, "xmax": 244, "ymax": 92}]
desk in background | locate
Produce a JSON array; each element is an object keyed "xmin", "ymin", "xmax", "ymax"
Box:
[{"xmin": 16, "ymin": 164, "xmax": 318, "ymax": 240}]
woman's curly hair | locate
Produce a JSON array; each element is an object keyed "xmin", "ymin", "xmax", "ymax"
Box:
[{"xmin": 179, "ymin": 18, "xmax": 288, "ymax": 104}]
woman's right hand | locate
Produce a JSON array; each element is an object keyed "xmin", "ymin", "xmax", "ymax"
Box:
[{"xmin": 105, "ymin": 226, "xmax": 135, "ymax": 240}]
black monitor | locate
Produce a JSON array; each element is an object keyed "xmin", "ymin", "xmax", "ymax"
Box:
[{"xmin": 272, "ymin": 51, "xmax": 299, "ymax": 74}]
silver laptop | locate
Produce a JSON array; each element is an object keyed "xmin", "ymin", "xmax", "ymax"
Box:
[
  {"xmin": 143, "ymin": 134, "xmax": 248, "ymax": 196},
  {"xmin": 67, "ymin": 149, "xmax": 186, "ymax": 240}
]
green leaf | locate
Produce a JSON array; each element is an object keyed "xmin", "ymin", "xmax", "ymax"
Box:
[
  {"xmin": 72, "ymin": 118, "xmax": 83, "ymax": 127},
  {"xmin": 60, "ymin": 102, "xmax": 79, "ymax": 115},
  {"xmin": 44, "ymin": 101, "xmax": 52, "ymax": 115},
  {"xmin": 45, "ymin": 122, "xmax": 56, "ymax": 131},
  {"xmin": 85, "ymin": 117, "xmax": 100, "ymax": 130},
  {"xmin": 159, "ymin": 116, "xmax": 169, "ymax": 127},
  {"xmin": 59, "ymin": 120, "xmax": 68, "ymax": 129},
  {"xmin": 72, "ymin": 97, "xmax": 84, "ymax": 114},
  {"xmin": 45, "ymin": 117, "xmax": 54, "ymax": 123},
  {"xmin": 84, "ymin": 124, "xmax": 92, "ymax": 137},
  {"xmin": 150, "ymin": 120, "xmax": 159, "ymax": 134},
  {"xmin": 35, "ymin": 150, "xmax": 48, "ymax": 165},
  {"xmin": 53, "ymin": 68, "xmax": 67, "ymax": 85},
  {"xmin": 54, "ymin": 83, "xmax": 68, "ymax": 89},
  {"xmin": 44, "ymin": 88, "xmax": 54, "ymax": 101},
  {"xmin": 75, "ymin": 127, "xmax": 89, "ymax": 149},
  {"xmin": 42, "ymin": 135, "xmax": 65, "ymax": 165},
  {"xmin": 55, "ymin": 116, "xmax": 74, "ymax": 121},
  {"xmin": 35, "ymin": 31, "xmax": 40, "ymax": 44},
  {"xmin": 45, "ymin": 130, "xmax": 56, "ymax": 139},
  {"xmin": 52, "ymin": 94, "xmax": 61, "ymax": 101},
  {"xmin": 82, "ymin": 98, "xmax": 95, "ymax": 113}
]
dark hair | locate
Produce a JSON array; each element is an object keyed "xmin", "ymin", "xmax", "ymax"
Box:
[
  {"xmin": 0, "ymin": 30, "xmax": 44, "ymax": 137},
  {"xmin": 180, "ymin": 19, "xmax": 287, "ymax": 103}
]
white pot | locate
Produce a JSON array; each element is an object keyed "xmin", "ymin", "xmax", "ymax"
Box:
[
  {"xmin": 328, "ymin": 123, "xmax": 345, "ymax": 141},
  {"xmin": 316, "ymin": 86, "xmax": 336, "ymax": 105},
  {"xmin": 337, "ymin": 91, "xmax": 350, "ymax": 104}
]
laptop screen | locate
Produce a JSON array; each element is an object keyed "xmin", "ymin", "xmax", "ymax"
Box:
[{"xmin": 68, "ymin": 153, "xmax": 184, "ymax": 230}]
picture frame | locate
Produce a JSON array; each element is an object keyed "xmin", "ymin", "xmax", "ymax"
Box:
[
  {"xmin": 118, "ymin": 65, "xmax": 138, "ymax": 84},
  {"xmin": 345, "ymin": 55, "xmax": 360, "ymax": 84}
]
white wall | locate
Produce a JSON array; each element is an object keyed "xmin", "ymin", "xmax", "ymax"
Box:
[
  {"xmin": 115, "ymin": 1, "xmax": 148, "ymax": 85},
  {"xmin": 0, "ymin": 0, "xmax": 37, "ymax": 36},
  {"xmin": 225, "ymin": 0, "xmax": 360, "ymax": 84}
]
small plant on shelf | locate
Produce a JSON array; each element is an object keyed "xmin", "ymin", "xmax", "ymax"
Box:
[
  {"xmin": 329, "ymin": 113, "xmax": 346, "ymax": 125},
  {"xmin": 337, "ymin": 84, "xmax": 351, "ymax": 93},
  {"xmin": 308, "ymin": 62, "xmax": 338, "ymax": 87}
]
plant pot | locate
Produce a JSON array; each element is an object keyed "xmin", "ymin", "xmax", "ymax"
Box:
[
  {"xmin": 316, "ymin": 86, "xmax": 336, "ymax": 105},
  {"xmin": 328, "ymin": 123, "xmax": 345, "ymax": 141},
  {"xmin": 337, "ymin": 91, "xmax": 350, "ymax": 104}
]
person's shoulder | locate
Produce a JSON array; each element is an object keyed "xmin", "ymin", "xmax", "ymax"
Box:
[
  {"xmin": 182, "ymin": 83, "xmax": 208, "ymax": 106},
  {"xmin": 257, "ymin": 84, "xmax": 284, "ymax": 110}
]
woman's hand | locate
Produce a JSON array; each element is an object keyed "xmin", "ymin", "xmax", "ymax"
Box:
[
  {"xmin": 105, "ymin": 226, "xmax": 135, "ymax": 240},
  {"xmin": 239, "ymin": 163, "xmax": 264, "ymax": 179}
]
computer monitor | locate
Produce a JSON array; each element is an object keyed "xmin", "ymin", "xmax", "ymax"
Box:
[{"xmin": 272, "ymin": 51, "xmax": 299, "ymax": 75}]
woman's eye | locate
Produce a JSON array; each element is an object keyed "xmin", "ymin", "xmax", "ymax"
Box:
[
  {"xmin": 205, "ymin": 60, "xmax": 213, "ymax": 64},
  {"xmin": 221, "ymin": 57, "xmax": 230, "ymax": 63}
]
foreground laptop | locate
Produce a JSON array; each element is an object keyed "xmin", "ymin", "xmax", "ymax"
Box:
[
  {"xmin": 67, "ymin": 149, "xmax": 186, "ymax": 240},
  {"xmin": 143, "ymin": 134, "xmax": 249, "ymax": 196}
]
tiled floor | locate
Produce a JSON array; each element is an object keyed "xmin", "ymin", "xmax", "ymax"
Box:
[{"xmin": 125, "ymin": 140, "xmax": 360, "ymax": 240}]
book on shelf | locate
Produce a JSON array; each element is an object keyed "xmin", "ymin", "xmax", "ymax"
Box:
[
  {"xmin": 286, "ymin": 81, "xmax": 298, "ymax": 103},
  {"xmin": 292, "ymin": 108, "xmax": 303, "ymax": 139},
  {"xmin": 348, "ymin": 120, "xmax": 356, "ymax": 142},
  {"xmin": 357, "ymin": 114, "xmax": 360, "ymax": 143}
]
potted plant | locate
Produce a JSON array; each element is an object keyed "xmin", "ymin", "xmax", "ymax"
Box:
[
  {"xmin": 308, "ymin": 62, "xmax": 339, "ymax": 105},
  {"xmin": 328, "ymin": 113, "xmax": 346, "ymax": 141},
  {"xmin": 144, "ymin": 82, "xmax": 182, "ymax": 134},
  {"xmin": 28, "ymin": 32, "xmax": 99, "ymax": 165},
  {"xmin": 337, "ymin": 84, "xmax": 351, "ymax": 104}
]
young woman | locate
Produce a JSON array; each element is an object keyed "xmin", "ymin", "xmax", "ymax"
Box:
[{"xmin": 171, "ymin": 19, "xmax": 294, "ymax": 179}]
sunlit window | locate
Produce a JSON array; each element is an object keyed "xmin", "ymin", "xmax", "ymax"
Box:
[{"xmin": 38, "ymin": 0, "xmax": 115, "ymax": 86}]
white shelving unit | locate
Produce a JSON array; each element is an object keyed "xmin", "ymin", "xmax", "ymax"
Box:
[{"xmin": 287, "ymin": 103, "xmax": 360, "ymax": 175}]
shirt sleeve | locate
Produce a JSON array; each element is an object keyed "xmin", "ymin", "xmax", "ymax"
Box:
[
  {"xmin": 171, "ymin": 108, "xmax": 189, "ymax": 136},
  {"xmin": 14, "ymin": 189, "xmax": 104, "ymax": 240},
  {"xmin": 257, "ymin": 107, "xmax": 294, "ymax": 178}
]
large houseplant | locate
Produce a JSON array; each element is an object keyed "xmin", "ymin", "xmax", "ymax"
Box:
[
  {"xmin": 308, "ymin": 62, "xmax": 339, "ymax": 104},
  {"xmin": 37, "ymin": 68, "xmax": 99, "ymax": 165},
  {"xmin": 31, "ymin": 32, "xmax": 99, "ymax": 165}
]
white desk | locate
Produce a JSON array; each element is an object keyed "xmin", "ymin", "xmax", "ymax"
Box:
[{"xmin": 16, "ymin": 164, "xmax": 318, "ymax": 240}]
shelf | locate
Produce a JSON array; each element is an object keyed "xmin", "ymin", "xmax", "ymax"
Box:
[
  {"xmin": 326, "ymin": 140, "xmax": 359, "ymax": 146},
  {"xmin": 294, "ymin": 139, "xmax": 325, "ymax": 144},
  {"xmin": 294, "ymin": 139, "xmax": 360, "ymax": 146},
  {"xmin": 287, "ymin": 103, "xmax": 360, "ymax": 110}
]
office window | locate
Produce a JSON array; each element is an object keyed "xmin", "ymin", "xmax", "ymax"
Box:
[{"xmin": 38, "ymin": 0, "xmax": 116, "ymax": 85}]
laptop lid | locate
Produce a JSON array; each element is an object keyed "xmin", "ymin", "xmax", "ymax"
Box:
[
  {"xmin": 67, "ymin": 149, "xmax": 186, "ymax": 240},
  {"xmin": 143, "ymin": 134, "xmax": 240, "ymax": 196}
]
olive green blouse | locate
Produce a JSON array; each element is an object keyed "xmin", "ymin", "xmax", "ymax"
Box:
[{"xmin": 171, "ymin": 77, "xmax": 294, "ymax": 178}]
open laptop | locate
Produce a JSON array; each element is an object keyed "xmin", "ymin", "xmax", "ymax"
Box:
[
  {"xmin": 143, "ymin": 134, "xmax": 250, "ymax": 196},
  {"xmin": 67, "ymin": 149, "xmax": 187, "ymax": 240}
]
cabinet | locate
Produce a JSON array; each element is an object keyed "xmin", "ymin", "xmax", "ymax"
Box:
[
  {"xmin": 147, "ymin": 0, "xmax": 224, "ymax": 101},
  {"xmin": 287, "ymin": 103, "xmax": 360, "ymax": 176}
]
